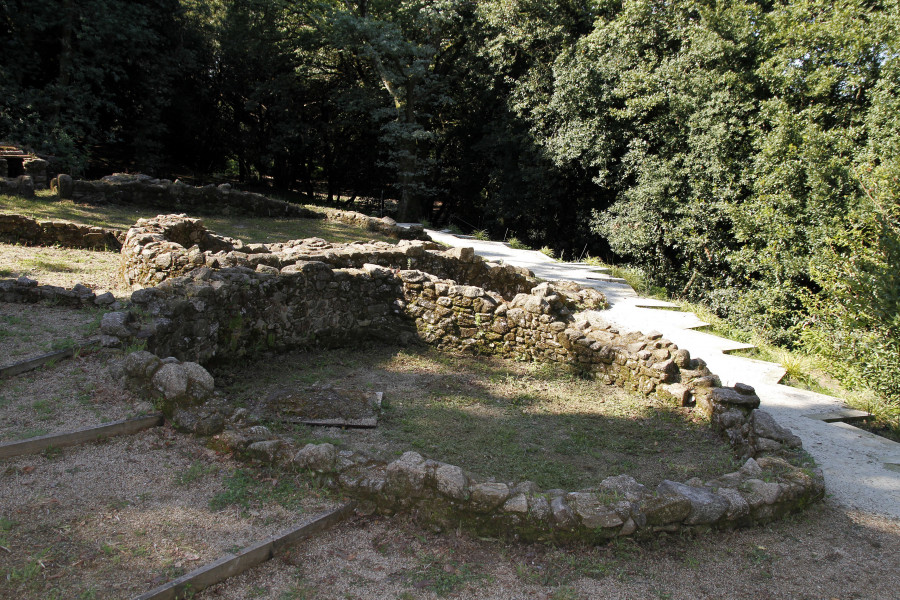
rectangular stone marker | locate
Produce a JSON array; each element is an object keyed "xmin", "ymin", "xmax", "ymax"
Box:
[{"xmin": 262, "ymin": 387, "xmax": 383, "ymax": 428}]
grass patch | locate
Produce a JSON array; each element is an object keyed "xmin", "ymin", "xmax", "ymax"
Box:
[
  {"xmin": 408, "ymin": 552, "xmax": 486, "ymax": 596},
  {"xmin": 219, "ymin": 346, "xmax": 738, "ymax": 491},
  {"xmin": 174, "ymin": 460, "xmax": 219, "ymax": 486},
  {"xmin": 580, "ymin": 256, "xmax": 668, "ymax": 298},
  {"xmin": 506, "ymin": 236, "xmax": 531, "ymax": 250},
  {"xmin": 209, "ymin": 469, "xmax": 311, "ymax": 513}
]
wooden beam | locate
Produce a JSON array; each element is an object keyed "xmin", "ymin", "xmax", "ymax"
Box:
[
  {"xmin": 0, "ymin": 414, "xmax": 164, "ymax": 459},
  {"xmin": 133, "ymin": 504, "xmax": 355, "ymax": 600},
  {"xmin": 0, "ymin": 339, "xmax": 100, "ymax": 379}
]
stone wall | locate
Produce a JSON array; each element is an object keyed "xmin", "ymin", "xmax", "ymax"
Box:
[
  {"xmin": 0, "ymin": 175, "xmax": 35, "ymax": 198},
  {"xmin": 0, "ymin": 214, "xmax": 123, "ymax": 250},
  {"xmin": 24, "ymin": 158, "xmax": 49, "ymax": 189},
  {"xmin": 102, "ymin": 213, "xmax": 823, "ymax": 541},
  {"xmin": 1, "ymin": 276, "xmax": 116, "ymax": 307},
  {"xmin": 103, "ymin": 256, "xmax": 795, "ymax": 457},
  {"xmin": 107, "ymin": 262, "xmax": 415, "ymax": 363},
  {"xmin": 120, "ymin": 215, "xmax": 565, "ymax": 301},
  {"xmin": 68, "ymin": 173, "xmax": 322, "ymax": 219},
  {"xmin": 321, "ymin": 208, "xmax": 427, "ymax": 240}
]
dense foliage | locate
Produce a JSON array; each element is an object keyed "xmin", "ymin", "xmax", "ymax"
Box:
[{"xmin": 1, "ymin": 0, "xmax": 897, "ymax": 399}]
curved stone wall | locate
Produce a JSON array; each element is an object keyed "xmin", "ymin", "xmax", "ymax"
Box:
[
  {"xmin": 120, "ymin": 215, "xmax": 551, "ymax": 300},
  {"xmin": 0, "ymin": 214, "xmax": 123, "ymax": 250},
  {"xmin": 116, "ymin": 350, "xmax": 823, "ymax": 544}
]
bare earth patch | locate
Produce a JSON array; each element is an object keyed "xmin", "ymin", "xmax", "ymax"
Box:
[
  {"xmin": 0, "ymin": 302, "xmax": 104, "ymax": 361},
  {"xmin": 0, "ymin": 345, "xmax": 153, "ymax": 442},
  {"xmin": 215, "ymin": 345, "xmax": 738, "ymax": 490},
  {"xmin": 196, "ymin": 503, "xmax": 900, "ymax": 600},
  {"xmin": 0, "ymin": 428, "xmax": 340, "ymax": 600}
]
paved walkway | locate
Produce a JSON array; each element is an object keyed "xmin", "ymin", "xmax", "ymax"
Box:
[{"xmin": 426, "ymin": 229, "xmax": 900, "ymax": 520}]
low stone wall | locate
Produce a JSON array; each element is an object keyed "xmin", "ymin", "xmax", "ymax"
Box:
[
  {"xmin": 120, "ymin": 215, "xmax": 563, "ymax": 301},
  {"xmin": 0, "ymin": 214, "xmax": 123, "ymax": 250},
  {"xmin": 103, "ymin": 256, "xmax": 797, "ymax": 457},
  {"xmin": 99, "ymin": 214, "xmax": 822, "ymax": 541},
  {"xmin": 107, "ymin": 263, "xmax": 415, "ymax": 362},
  {"xmin": 24, "ymin": 158, "xmax": 49, "ymax": 189},
  {"xmin": 0, "ymin": 175, "xmax": 35, "ymax": 198},
  {"xmin": 0, "ymin": 276, "xmax": 116, "ymax": 307},
  {"xmin": 68, "ymin": 173, "xmax": 322, "ymax": 219},
  {"xmin": 287, "ymin": 446, "xmax": 821, "ymax": 543},
  {"xmin": 322, "ymin": 208, "xmax": 427, "ymax": 240}
]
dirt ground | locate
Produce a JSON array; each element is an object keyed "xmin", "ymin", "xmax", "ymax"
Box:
[
  {"xmin": 0, "ymin": 428, "xmax": 339, "ymax": 600},
  {"xmin": 199, "ymin": 502, "xmax": 900, "ymax": 600}
]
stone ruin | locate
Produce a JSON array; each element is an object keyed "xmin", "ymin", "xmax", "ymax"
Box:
[{"xmin": 94, "ymin": 214, "xmax": 822, "ymax": 542}]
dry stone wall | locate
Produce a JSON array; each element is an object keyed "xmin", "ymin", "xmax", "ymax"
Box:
[
  {"xmin": 106, "ymin": 217, "xmax": 796, "ymax": 457},
  {"xmin": 120, "ymin": 215, "xmax": 564, "ymax": 301},
  {"xmin": 108, "ymin": 262, "xmax": 415, "ymax": 363},
  {"xmin": 117, "ymin": 348, "xmax": 823, "ymax": 543},
  {"xmin": 0, "ymin": 214, "xmax": 123, "ymax": 250},
  {"xmin": 69, "ymin": 173, "xmax": 321, "ymax": 219}
]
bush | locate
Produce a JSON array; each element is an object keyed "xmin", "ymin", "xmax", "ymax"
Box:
[{"xmin": 506, "ymin": 236, "xmax": 531, "ymax": 250}]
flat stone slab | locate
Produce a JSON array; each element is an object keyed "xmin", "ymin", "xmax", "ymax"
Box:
[{"xmin": 260, "ymin": 386, "xmax": 383, "ymax": 428}]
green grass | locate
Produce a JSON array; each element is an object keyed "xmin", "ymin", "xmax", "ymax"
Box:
[
  {"xmin": 174, "ymin": 460, "xmax": 219, "ymax": 486},
  {"xmin": 209, "ymin": 468, "xmax": 311, "ymax": 512},
  {"xmin": 408, "ymin": 552, "xmax": 486, "ymax": 596},
  {"xmin": 580, "ymin": 256, "xmax": 668, "ymax": 299},
  {"xmin": 0, "ymin": 192, "xmax": 396, "ymax": 245},
  {"xmin": 506, "ymin": 236, "xmax": 531, "ymax": 250}
]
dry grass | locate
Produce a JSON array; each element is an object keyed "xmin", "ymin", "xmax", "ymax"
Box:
[
  {"xmin": 0, "ymin": 303, "xmax": 104, "ymax": 361},
  {"xmin": 195, "ymin": 503, "xmax": 900, "ymax": 600},
  {"xmin": 0, "ymin": 348, "xmax": 151, "ymax": 442}
]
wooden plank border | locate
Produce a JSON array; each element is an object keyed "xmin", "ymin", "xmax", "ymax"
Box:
[
  {"xmin": 0, "ymin": 413, "xmax": 164, "ymax": 459},
  {"xmin": 133, "ymin": 503, "xmax": 355, "ymax": 600},
  {"xmin": 0, "ymin": 339, "xmax": 100, "ymax": 379}
]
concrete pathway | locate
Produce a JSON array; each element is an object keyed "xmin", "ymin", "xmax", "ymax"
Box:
[{"xmin": 426, "ymin": 229, "xmax": 900, "ymax": 520}]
